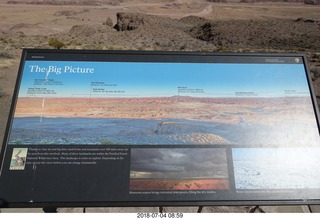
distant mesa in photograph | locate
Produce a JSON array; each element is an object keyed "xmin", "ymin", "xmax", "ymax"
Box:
[{"xmin": 8, "ymin": 95, "xmax": 319, "ymax": 147}]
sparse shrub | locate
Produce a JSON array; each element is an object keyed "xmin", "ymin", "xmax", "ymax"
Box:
[
  {"xmin": 83, "ymin": 44, "xmax": 104, "ymax": 50},
  {"xmin": 216, "ymin": 47, "xmax": 230, "ymax": 52},
  {"xmin": 0, "ymin": 51, "xmax": 14, "ymax": 59},
  {"xmin": 108, "ymin": 45, "xmax": 125, "ymax": 50},
  {"xmin": 0, "ymin": 51, "xmax": 15, "ymax": 68},
  {"xmin": 48, "ymin": 38, "xmax": 65, "ymax": 49},
  {"xmin": 199, "ymin": 48, "xmax": 212, "ymax": 52},
  {"xmin": 0, "ymin": 89, "xmax": 5, "ymax": 98},
  {"xmin": 1, "ymin": 38, "xmax": 8, "ymax": 43},
  {"xmin": 18, "ymin": 32, "xmax": 26, "ymax": 38},
  {"xmin": 100, "ymin": 139, "xmax": 114, "ymax": 145},
  {"xmin": 0, "ymin": 59, "xmax": 14, "ymax": 68},
  {"xmin": 103, "ymin": 17, "xmax": 113, "ymax": 27},
  {"xmin": 180, "ymin": 44, "xmax": 187, "ymax": 50},
  {"xmin": 7, "ymin": 38, "xmax": 14, "ymax": 44},
  {"xmin": 310, "ymin": 66, "xmax": 320, "ymax": 79},
  {"xmin": 75, "ymin": 41, "xmax": 83, "ymax": 46}
]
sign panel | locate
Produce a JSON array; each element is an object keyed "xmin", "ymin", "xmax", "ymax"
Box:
[{"xmin": 0, "ymin": 49, "xmax": 319, "ymax": 207}]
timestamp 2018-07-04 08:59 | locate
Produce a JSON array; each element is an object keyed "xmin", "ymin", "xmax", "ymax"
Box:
[{"xmin": 137, "ymin": 213, "xmax": 183, "ymax": 218}]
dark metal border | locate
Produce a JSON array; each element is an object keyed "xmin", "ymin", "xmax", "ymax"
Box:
[{"xmin": 1, "ymin": 49, "xmax": 319, "ymax": 208}]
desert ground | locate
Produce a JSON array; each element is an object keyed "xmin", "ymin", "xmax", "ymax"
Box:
[
  {"xmin": 130, "ymin": 178, "xmax": 229, "ymax": 190},
  {"xmin": 13, "ymin": 96, "xmax": 317, "ymax": 125}
]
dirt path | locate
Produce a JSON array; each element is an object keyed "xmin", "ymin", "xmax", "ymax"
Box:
[
  {"xmin": 190, "ymin": 4, "xmax": 213, "ymax": 17},
  {"xmin": 144, "ymin": 3, "xmax": 213, "ymax": 18}
]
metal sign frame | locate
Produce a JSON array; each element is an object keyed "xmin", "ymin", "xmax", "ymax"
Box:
[{"xmin": 0, "ymin": 49, "xmax": 319, "ymax": 208}]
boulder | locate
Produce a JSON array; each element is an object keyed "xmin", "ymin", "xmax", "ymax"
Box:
[
  {"xmin": 114, "ymin": 13, "xmax": 146, "ymax": 31},
  {"xmin": 69, "ymin": 25, "xmax": 96, "ymax": 36},
  {"xmin": 304, "ymin": 0, "xmax": 320, "ymax": 5},
  {"xmin": 188, "ymin": 22, "xmax": 215, "ymax": 42}
]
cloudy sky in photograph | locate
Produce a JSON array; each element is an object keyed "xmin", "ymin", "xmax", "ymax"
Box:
[{"xmin": 130, "ymin": 148, "xmax": 228, "ymax": 179}]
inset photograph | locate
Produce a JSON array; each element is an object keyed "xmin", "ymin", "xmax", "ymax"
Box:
[
  {"xmin": 130, "ymin": 148, "xmax": 229, "ymax": 190},
  {"xmin": 233, "ymin": 148, "xmax": 320, "ymax": 189},
  {"xmin": 10, "ymin": 148, "xmax": 28, "ymax": 170}
]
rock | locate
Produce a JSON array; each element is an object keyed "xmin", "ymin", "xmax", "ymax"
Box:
[
  {"xmin": 69, "ymin": 25, "xmax": 96, "ymax": 36},
  {"xmin": 189, "ymin": 22, "xmax": 215, "ymax": 42},
  {"xmin": 207, "ymin": 0, "xmax": 226, "ymax": 2},
  {"xmin": 304, "ymin": 19, "xmax": 316, "ymax": 23},
  {"xmin": 114, "ymin": 12, "xmax": 146, "ymax": 31},
  {"xmin": 114, "ymin": 12, "xmax": 187, "ymax": 32},
  {"xmin": 304, "ymin": 0, "xmax": 320, "ymax": 5},
  {"xmin": 103, "ymin": 17, "xmax": 113, "ymax": 27},
  {"xmin": 294, "ymin": 17, "xmax": 304, "ymax": 22},
  {"xmin": 54, "ymin": 10, "xmax": 77, "ymax": 16},
  {"xmin": 179, "ymin": 16, "xmax": 209, "ymax": 26},
  {"xmin": 111, "ymin": 12, "xmax": 216, "ymax": 51},
  {"xmin": 294, "ymin": 17, "xmax": 319, "ymax": 23}
]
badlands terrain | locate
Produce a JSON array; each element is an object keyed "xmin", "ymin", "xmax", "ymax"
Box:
[
  {"xmin": 9, "ymin": 96, "xmax": 319, "ymax": 146},
  {"xmin": 130, "ymin": 178, "xmax": 229, "ymax": 190},
  {"xmin": 1, "ymin": 0, "xmax": 320, "ymax": 144}
]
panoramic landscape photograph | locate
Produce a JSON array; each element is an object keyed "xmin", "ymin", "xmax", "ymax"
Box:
[
  {"xmin": 130, "ymin": 148, "xmax": 229, "ymax": 190},
  {"xmin": 7, "ymin": 61, "xmax": 319, "ymax": 146}
]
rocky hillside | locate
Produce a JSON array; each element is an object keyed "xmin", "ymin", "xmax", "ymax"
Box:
[
  {"xmin": 2, "ymin": 11, "xmax": 319, "ymax": 66},
  {"xmin": 64, "ymin": 12, "xmax": 320, "ymax": 81},
  {"xmin": 304, "ymin": 0, "xmax": 320, "ymax": 5},
  {"xmin": 69, "ymin": 12, "xmax": 320, "ymax": 100},
  {"xmin": 64, "ymin": 12, "xmax": 320, "ymax": 53},
  {"xmin": 6, "ymin": 0, "xmax": 124, "ymax": 5},
  {"xmin": 186, "ymin": 17, "xmax": 320, "ymax": 51},
  {"xmin": 66, "ymin": 12, "xmax": 217, "ymax": 51},
  {"xmin": 1, "ymin": 8, "xmax": 320, "ymax": 140},
  {"xmin": 238, "ymin": 0, "xmax": 320, "ymax": 3},
  {"xmin": 1, "ymin": 11, "xmax": 319, "ymax": 81},
  {"xmin": 239, "ymin": 0, "xmax": 303, "ymax": 2}
]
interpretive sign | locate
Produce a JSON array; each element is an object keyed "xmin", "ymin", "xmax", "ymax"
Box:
[{"xmin": 0, "ymin": 49, "xmax": 319, "ymax": 207}]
